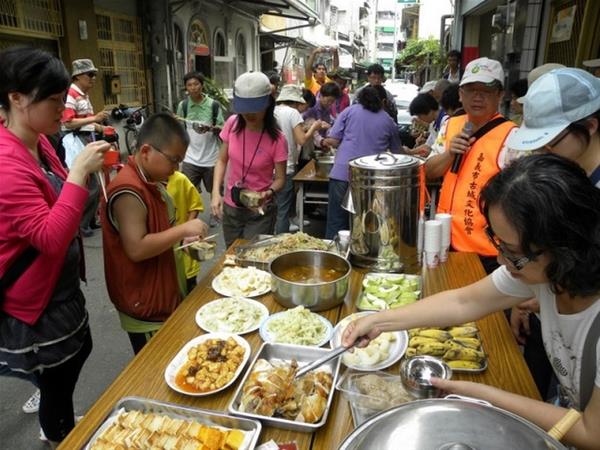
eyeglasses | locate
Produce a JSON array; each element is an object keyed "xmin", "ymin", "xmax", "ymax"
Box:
[
  {"xmin": 84, "ymin": 72, "xmax": 97, "ymax": 78},
  {"xmin": 485, "ymin": 227, "xmax": 543, "ymax": 271},
  {"xmin": 460, "ymin": 86, "xmax": 499, "ymax": 99},
  {"xmin": 151, "ymin": 144, "xmax": 183, "ymax": 165}
]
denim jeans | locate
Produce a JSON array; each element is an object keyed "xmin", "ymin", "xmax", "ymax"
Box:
[
  {"xmin": 325, "ymin": 178, "xmax": 349, "ymax": 240},
  {"xmin": 274, "ymin": 174, "xmax": 295, "ymax": 234}
]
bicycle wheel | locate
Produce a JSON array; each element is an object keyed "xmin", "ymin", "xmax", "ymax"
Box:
[{"xmin": 125, "ymin": 128, "xmax": 138, "ymax": 155}]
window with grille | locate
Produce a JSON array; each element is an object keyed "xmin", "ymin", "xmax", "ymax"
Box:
[
  {"xmin": 215, "ymin": 31, "xmax": 226, "ymax": 57},
  {"xmin": 235, "ymin": 33, "xmax": 247, "ymax": 77},
  {"xmin": 0, "ymin": 0, "xmax": 63, "ymax": 37},
  {"xmin": 96, "ymin": 10, "xmax": 147, "ymax": 107}
]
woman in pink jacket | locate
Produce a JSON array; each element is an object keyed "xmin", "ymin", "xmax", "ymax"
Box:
[{"xmin": 0, "ymin": 47, "xmax": 109, "ymax": 446}]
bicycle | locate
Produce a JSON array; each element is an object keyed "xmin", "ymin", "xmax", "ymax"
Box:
[{"xmin": 110, "ymin": 105, "xmax": 148, "ymax": 155}]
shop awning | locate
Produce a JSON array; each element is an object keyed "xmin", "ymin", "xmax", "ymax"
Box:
[{"xmin": 229, "ymin": 0, "xmax": 319, "ymax": 23}]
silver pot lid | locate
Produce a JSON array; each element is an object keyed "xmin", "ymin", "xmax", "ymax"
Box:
[
  {"xmin": 349, "ymin": 153, "xmax": 420, "ymax": 170},
  {"xmin": 338, "ymin": 399, "xmax": 566, "ymax": 450}
]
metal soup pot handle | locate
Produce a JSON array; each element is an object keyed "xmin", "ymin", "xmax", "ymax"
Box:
[{"xmin": 444, "ymin": 394, "xmax": 493, "ymax": 407}]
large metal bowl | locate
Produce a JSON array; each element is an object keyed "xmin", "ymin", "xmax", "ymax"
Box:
[
  {"xmin": 338, "ymin": 398, "xmax": 567, "ymax": 450},
  {"xmin": 269, "ymin": 250, "xmax": 351, "ymax": 312},
  {"xmin": 315, "ymin": 156, "xmax": 335, "ymax": 178}
]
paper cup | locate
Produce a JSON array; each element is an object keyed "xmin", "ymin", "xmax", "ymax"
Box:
[
  {"xmin": 338, "ymin": 230, "xmax": 350, "ymax": 244},
  {"xmin": 440, "ymin": 245, "xmax": 450, "ymax": 262},
  {"xmin": 103, "ymin": 149, "xmax": 120, "ymax": 166},
  {"xmin": 425, "ymin": 250, "xmax": 440, "ymax": 268},
  {"xmin": 435, "ymin": 213, "xmax": 452, "ymax": 247},
  {"xmin": 424, "ymin": 220, "xmax": 442, "ymax": 252}
]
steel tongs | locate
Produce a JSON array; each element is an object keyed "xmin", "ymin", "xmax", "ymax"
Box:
[{"xmin": 295, "ymin": 338, "xmax": 365, "ymax": 379}]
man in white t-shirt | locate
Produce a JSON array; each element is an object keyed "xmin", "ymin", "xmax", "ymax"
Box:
[
  {"xmin": 177, "ymin": 72, "xmax": 224, "ymax": 225},
  {"xmin": 273, "ymin": 85, "xmax": 326, "ymax": 233}
]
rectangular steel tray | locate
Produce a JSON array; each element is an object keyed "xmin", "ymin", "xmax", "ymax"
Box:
[
  {"xmin": 234, "ymin": 234, "xmax": 336, "ymax": 270},
  {"xmin": 448, "ymin": 329, "xmax": 488, "ymax": 374},
  {"xmin": 84, "ymin": 396, "xmax": 262, "ymax": 450},
  {"xmin": 228, "ymin": 342, "xmax": 342, "ymax": 432},
  {"xmin": 356, "ymin": 272, "xmax": 423, "ymax": 311}
]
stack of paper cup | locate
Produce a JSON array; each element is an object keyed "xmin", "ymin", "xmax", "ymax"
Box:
[
  {"xmin": 424, "ymin": 220, "xmax": 442, "ymax": 268},
  {"xmin": 435, "ymin": 213, "xmax": 452, "ymax": 262}
]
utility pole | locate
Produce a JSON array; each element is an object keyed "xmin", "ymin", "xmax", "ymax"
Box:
[{"xmin": 392, "ymin": 0, "xmax": 398, "ymax": 79}]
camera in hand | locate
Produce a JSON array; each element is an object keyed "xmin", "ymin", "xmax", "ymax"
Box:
[{"xmin": 231, "ymin": 185, "xmax": 244, "ymax": 207}]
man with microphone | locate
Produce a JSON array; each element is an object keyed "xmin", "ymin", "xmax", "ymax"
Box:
[{"xmin": 425, "ymin": 57, "xmax": 517, "ymax": 273}]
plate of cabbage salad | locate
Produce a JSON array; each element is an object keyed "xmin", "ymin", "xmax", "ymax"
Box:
[{"xmin": 259, "ymin": 306, "xmax": 333, "ymax": 347}]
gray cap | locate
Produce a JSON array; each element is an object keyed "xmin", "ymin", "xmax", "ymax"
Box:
[{"xmin": 72, "ymin": 59, "xmax": 98, "ymax": 77}]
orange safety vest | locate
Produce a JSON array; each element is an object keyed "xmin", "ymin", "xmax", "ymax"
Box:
[{"xmin": 437, "ymin": 114, "xmax": 516, "ymax": 256}]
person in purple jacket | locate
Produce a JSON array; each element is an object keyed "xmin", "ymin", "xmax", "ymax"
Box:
[{"xmin": 322, "ymin": 85, "xmax": 401, "ymax": 239}]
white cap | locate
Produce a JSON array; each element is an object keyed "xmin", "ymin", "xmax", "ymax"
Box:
[
  {"xmin": 527, "ymin": 63, "xmax": 565, "ymax": 86},
  {"xmin": 419, "ymin": 80, "xmax": 437, "ymax": 93},
  {"xmin": 507, "ymin": 68, "xmax": 600, "ymax": 151},
  {"xmin": 233, "ymin": 71, "xmax": 272, "ymax": 114},
  {"xmin": 276, "ymin": 84, "xmax": 305, "ymax": 104},
  {"xmin": 460, "ymin": 57, "xmax": 504, "ymax": 87}
]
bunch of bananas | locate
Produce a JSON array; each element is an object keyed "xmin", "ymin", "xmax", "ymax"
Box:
[{"xmin": 405, "ymin": 323, "xmax": 486, "ymax": 371}]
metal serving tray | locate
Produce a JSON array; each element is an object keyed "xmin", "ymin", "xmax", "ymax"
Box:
[
  {"xmin": 449, "ymin": 331, "xmax": 488, "ymax": 374},
  {"xmin": 228, "ymin": 342, "xmax": 342, "ymax": 432},
  {"xmin": 84, "ymin": 396, "xmax": 262, "ymax": 450},
  {"xmin": 356, "ymin": 272, "xmax": 423, "ymax": 311},
  {"xmin": 234, "ymin": 234, "xmax": 335, "ymax": 270}
]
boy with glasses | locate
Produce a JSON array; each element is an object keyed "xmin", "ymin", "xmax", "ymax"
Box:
[{"xmin": 101, "ymin": 113, "xmax": 208, "ymax": 354}]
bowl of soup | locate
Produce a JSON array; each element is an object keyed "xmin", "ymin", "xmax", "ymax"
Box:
[{"xmin": 269, "ymin": 250, "xmax": 351, "ymax": 312}]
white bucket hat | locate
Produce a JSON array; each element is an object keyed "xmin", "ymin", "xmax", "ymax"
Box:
[
  {"xmin": 460, "ymin": 57, "xmax": 504, "ymax": 87},
  {"xmin": 419, "ymin": 80, "xmax": 437, "ymax": 94},
  {"xmin": 71, "ymin": 59, "xmax": 98, "ymax": 77},
  {"xmin": 233, "ymin": 71, "xmax": 272, "ymax": 114},
  {"xmin": 276, "ymin": 84, "xmax": 306, "ymax": 104},
  {"xmin": 507, "ymin": 68, "xmax": 600, "ymax": 151}
]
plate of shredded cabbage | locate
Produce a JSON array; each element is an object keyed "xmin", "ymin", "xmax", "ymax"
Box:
[
  {"xmin": 259, "ymin": 306, "xmax": 333, "ymax": 347},
  {"xmin": 212, "ymin": 266, "xmax": 272, "ymax": 298},
  {"xmin": 195, "ymin": 297, "xmax": 269, "ymax": 334}
]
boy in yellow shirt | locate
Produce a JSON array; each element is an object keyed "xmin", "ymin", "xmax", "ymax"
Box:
[{"xmin": 167, "ymin": 171, "xmax": 204, "ymax": 293}]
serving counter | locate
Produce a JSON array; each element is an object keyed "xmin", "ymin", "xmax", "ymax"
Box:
[{"xmin": 59, "ymin": 248, "xmax": 539, "ymax": 450}]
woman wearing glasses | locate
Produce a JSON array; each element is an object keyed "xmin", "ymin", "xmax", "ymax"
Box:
[
  {"xmin": 342, "ymin": 154, "xmax": 600, "ymax": 450},
  {"xmin": 504, "ymin": 68, "xmax": 600, "ymax": 402}
]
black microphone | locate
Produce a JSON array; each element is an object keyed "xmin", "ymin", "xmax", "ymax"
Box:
[{"xmin": 450, "ymin": 121, "xmax": 474, "ymax": 174}]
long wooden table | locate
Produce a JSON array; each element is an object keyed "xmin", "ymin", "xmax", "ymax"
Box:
[{"xmin": 59, "ymin": 250, "xmax": 539, "ymax": 450}]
